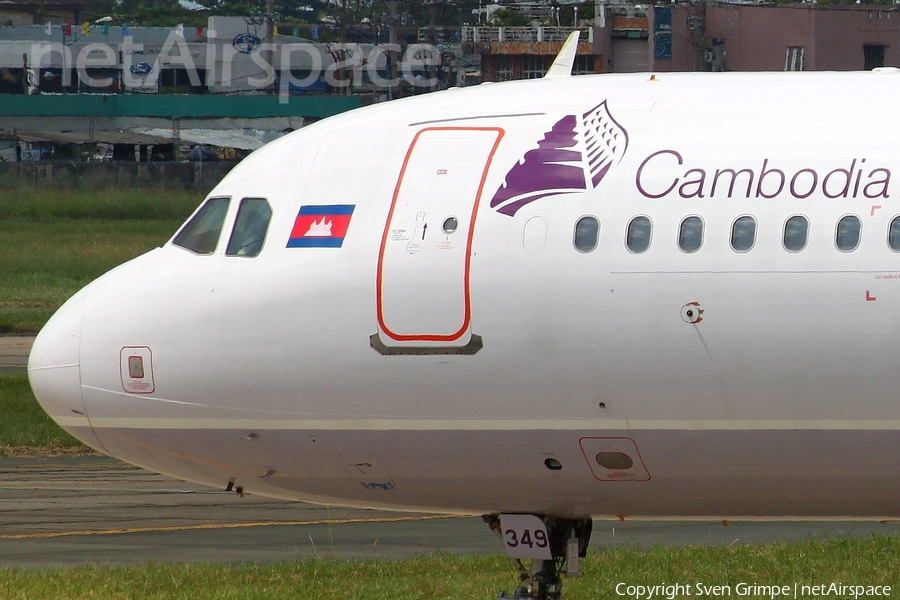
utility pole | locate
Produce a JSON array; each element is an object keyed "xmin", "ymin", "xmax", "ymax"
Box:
[
  {"xmin": 429, "ymin": 0, "xmax": 437, "ymax": 45},
  {"xmin": 427, "ymin": 0, "xmax": 438, "ymax": 92},
  {"xmin": 264, "ymin": 0, "xmax": 275, "ymax": 93},
  {"xmin": 388, "ymin": 0, "xmax": 400, "ymax": 97},
  {"xmin": 22, "ymin": 53, "xmax": 28, "ymax": 95},
  {"xmin": 340, "ymin": 0, "xmax": 348, "ymax": 94}
]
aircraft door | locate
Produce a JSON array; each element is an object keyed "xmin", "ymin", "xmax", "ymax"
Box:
[{"xmin": 372, "ymin": 127, "xmax": 504, "ymax": 354}]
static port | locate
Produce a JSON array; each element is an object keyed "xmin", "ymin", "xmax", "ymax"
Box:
[{"xmin": 544, "ymin": 458, "xmax": 563, "ymax": 470}]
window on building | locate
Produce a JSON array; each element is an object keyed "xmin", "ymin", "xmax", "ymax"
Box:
[
  {"xmin": 523, "ymin": 55, "xmax": 551, "ymax": 79},
  {"xmin": 226, "ymin": 198, "xmax": 272, "ymax": 257},
  {"xmin": 835, "ymin": 215, "xmax": 861, "ymax": 252},
  {"xmin": 626, "ymin": 216, "xmax": 652, "ymax": 253},
  {"xmin": 159, "ymin": 68, "xmax": 208, "ymax": 94},
  {"xmin": 574, "ymin": 55, "xmax": 595, "ymax": 75},
  {"xmin": 78, "ymin": 68, "xmax": 120, "ymax": 92},
  {"xmin": 783, "ymin": 215, "xmax": 809, "ymax": 252},
  {"xmin": 865, "ymin": 44, "xmax": 886, "ymax": 70},
  {"xmin": 678, "ymin": 216, "xmax": 704, "ymax": 253},
  {"xmin": 573, "ymin": 216, "xmax": 600, "ymax": 252},
  {"xmin": 495, "ymin": 56, "xmax": 514, "ymax": 81},
  {"xmin": 731, "ymin": 215, "xmax": 756, "ymax": 252},
  {"xmin": 173, "ymin": 197, "xmax": 230, "ymax": 255},
  {"xmin": 889, "ymin": 216, "xmax": 900, "ymax": 251},
  {"xmin": 785, "ymin": 47, "xmax": 805, "ymax": 71}
]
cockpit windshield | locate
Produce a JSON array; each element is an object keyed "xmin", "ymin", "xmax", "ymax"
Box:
[
  {"xmin": 172, "ymin": 197, "xmax": 230, "ymax": 254},
  {"xmin": 226, "ymin": 198, "xmax": 272, "ymax": 258}
]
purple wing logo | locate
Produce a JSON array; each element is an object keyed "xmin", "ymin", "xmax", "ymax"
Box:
[{"xmin": 490, "ymin": 100, "xmax": 628, "ymax": 217}]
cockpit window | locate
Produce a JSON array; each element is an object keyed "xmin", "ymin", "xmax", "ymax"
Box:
[
  {"xmin": 172, "ymin": 197, "xmax": 230, "ymax": 255},
  {"xmin": 226, "ymin": 198, "xmax": 272, "ymax": 257}
]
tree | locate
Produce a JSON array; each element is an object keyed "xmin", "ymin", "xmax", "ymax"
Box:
[
  {"xmin": 190, "ymin": 0, "xmax": 330, "ymax": 22},
  {"xmin": 85, "ymin": 0, "xmax": 199, "ymax": 26}
]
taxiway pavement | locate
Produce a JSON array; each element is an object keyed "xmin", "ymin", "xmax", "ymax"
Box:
[
  {"xmin": 2, "ymin": 455, "xmax": 898, "ymax": 568},
  {"xmin": 0, "ymin": 335, "xmax": 32, "ymax": 375}
]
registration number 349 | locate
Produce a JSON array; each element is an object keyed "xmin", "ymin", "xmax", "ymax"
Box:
[
  {"xmin": 499, "ymin": 514, "xmax": 552, "ymax": 560},
  {"xmin": 504, "ymin": 528, "xmax": 548, "ymax": 549}
]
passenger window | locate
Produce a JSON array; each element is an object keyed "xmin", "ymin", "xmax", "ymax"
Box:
[
  {"xmin": 731, "ymin": 216, "xmax": 756, "ymax": 252},
  {"xmin": 783, "ymin": 215, "xmax": 809, "ymax": 252},
  {"xmin": 574, "ymin": 216, "xmax": 600, "ymax": 253},
  {"xmin": 835, "ymin": 215, "xmax": 861, "ymax": 252},
  {"xmin": 626, "ymin": 216, "xmax": 652, "ymax": 253},
  {"xmin": 226, "ymin": 198, "xmax": 272, "ymax": 257},
  {"xmin": 172, "ymin": 197, "xmax": 230, "ymax": 255},
  {"xmin": 889, "ymin": 216, "xmax": 900, "ymax": 251},
  {"xmin": 678, "ymin": 216, "xmax": 703, "ymax": 253}
]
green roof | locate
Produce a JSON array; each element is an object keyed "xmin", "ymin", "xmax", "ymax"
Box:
[{"xmin": 0, "ymin": 94, "xmax": 361, "ymax": 118}]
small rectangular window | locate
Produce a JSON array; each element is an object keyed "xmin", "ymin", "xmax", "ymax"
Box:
[
  {"xmin": 494, "ymin": 56, "xmax": 514, "ymax": 81},
  {"xmin": 785, "ymin": 47, "xmax": 804, "ymax": 71},
  {"xmin": 523, "ymin": 56, "xmax": 550, "ymax": 79},
  {"xmin": 128, "ymin": 356, "xmax": 144, "ymax": 379}
]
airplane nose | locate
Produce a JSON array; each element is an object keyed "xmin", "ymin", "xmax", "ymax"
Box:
[{"xmin": 27, "ymin": 290, "xmax": 101, "ymax": 450}]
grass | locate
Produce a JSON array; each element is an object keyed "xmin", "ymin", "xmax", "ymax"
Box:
[
  {"xmin": 0, "ymin": 186, "xmax": 195, "ymax": 453},
  {"xmin": 0, "ymin": 187, "xmax": 199, "ymax": 333},
  {"xmin": 0, "ymin": 219, "xmax": 181, "ymax": 333},
  {"xmin": 0, "ymin": 375, "xmax": 85, "ymax": 456},
  {"xmin": 0, "ymin": 187, "xmax": 201, "ymax": 221},
  {"xmin": 0, "ymin": 537, "xmax": 898, "ymax": 599}
]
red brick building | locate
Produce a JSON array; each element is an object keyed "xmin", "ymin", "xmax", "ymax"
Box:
[{"xmin": 637, "ymin": 3, "xmax": 900, "ymax": 72}]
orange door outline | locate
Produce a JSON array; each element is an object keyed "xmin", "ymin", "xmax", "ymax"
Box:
[{"xmin": 376, "ymin": 126, "xmax": 504, "ymax": 343}]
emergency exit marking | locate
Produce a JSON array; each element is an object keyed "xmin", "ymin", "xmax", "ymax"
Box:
[
  {"xmin": 436, "ymin": 169, "xmax": 448, "ymax": 175},
  {"xmin": 871, "ymin": 205, "xmax": 883, "ymax": 216},
  {"xmin": 866, "ymin": 290, "xmax": 877, "ymax": 301}
]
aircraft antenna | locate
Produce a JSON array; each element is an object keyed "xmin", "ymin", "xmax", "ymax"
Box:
[{"xmin": 545, "ymin": 30, "xmax": 580, "ymax": 78}]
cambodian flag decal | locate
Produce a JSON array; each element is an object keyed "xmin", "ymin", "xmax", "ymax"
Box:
[{"xmin": 287, "ymin": 205, "xmax": 355, "ymax": 248}]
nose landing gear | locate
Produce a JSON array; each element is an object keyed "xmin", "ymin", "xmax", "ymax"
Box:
[{"xmin": 484, "ymin": 514, "xmax": 593, "ymax": 600}]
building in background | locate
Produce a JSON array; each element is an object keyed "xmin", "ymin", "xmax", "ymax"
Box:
[
  {"xmin": 4, "ymin": 1, "xmax": 900, "ymax": 163},
  {"xmin": 462, "ymin": 25, "xmax": 597, "ymax": 81},
  {"xmin": 644, "ymin": 3, "xmax": 900, "ymax": 72},
  {"xmin": 0, "ymin": 0, "xmax": 85, "ymax": 26}
]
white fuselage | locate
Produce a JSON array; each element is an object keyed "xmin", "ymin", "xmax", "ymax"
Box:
[{"xmin": 28, "ymin": 71, "xmax": 900, "ymax": 519}]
